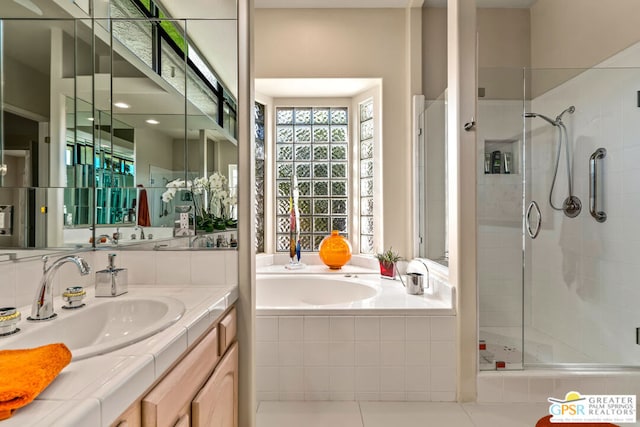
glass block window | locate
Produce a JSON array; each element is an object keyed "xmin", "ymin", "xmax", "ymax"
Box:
[
  {"xmin": 255, "ymin": 102, "xmax": 265, "ymax": 253},
  {"xmin": 275, "ymin": 106, "xmax": 349, "ymax": 252},
  {"xmin": 359, "ymin": 99, "xmax": 375, "ymax": 254}
]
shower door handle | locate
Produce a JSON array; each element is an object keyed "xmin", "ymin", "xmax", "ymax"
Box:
[
  {"xmin": 589, "ymin": 148, "xmax": 607, "ymax": 223},
  {"xmin": 526, "ymin": 201, "xmax": 542, "ymax": 239}
]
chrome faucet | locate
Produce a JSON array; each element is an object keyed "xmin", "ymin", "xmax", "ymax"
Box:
[
  {"xmin": 28, "ymin": 255, "xmax": 91, "ymax": 321},
  {"xmin": 135, "ymin": 225, "xmax": 145, "ymax": 240}
]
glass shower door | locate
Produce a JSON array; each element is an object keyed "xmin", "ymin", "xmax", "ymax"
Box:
[{"xmin": 523, "ymin": 66, "xmax": 640, "ymax": 367}]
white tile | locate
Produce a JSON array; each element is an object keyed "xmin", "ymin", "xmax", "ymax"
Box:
[
  {"xmin": 279, "ymin": 392, "xmax": 305, "ymax": 401},
  {"xmin": 257, "ymin": 341, "xmax": 279, "ymax": 366},
  {"xmin": 155, "ymin": 251, "xmax": 190, "ymax": 285},
  {"xmin": 430, "ymin": 366, "xmax": 456, "ymax": 392},
  {"xmin": 257, "ymin": 391, "xmax": 279, "ymax": 402},
  {"xmin": 303, "ymin": 342, "xmax": 329, "ymax": 366},
  {"xmin": 119, "ymin": 251, "xmax": 156, "ymax": 284},
  {"xmin": 359, "ymin": 402, "xmax": 474, "ymax": 427},
  {"xmin": 355, "ymin": 367, "xmax": 380, "ymax": 392},
  {"xmin": 380, "ymin": 367, "xmax": 405, "ymax": 392},
  {"xmin": 305, "ymin": 392, "xmax": 330, "ymax": 401},
  {"xmin": 355, "ymin": 316, "xmax": 379, "ymax": 341},
  {"xmin": 477, "ymin": 375, "xmax": 504, "ymax": 403},
  {"xmin": 330, "ymin": 316, "xmax": 355, "ymax": 341},
  {"xmin": 430, "ymin": 316, "xmax": 456, "ymax": 341},
  {"xmin": 380, "ymin": 342, "xmax": 405, "ymax": 366},
  {"xmin": 430, "ymin": 391, "xmax": 456, "ymax": 402},
  {"xmin": 190, "ymin": 251, "xmax": 227, "ymax": 285},
  {"xmin": 224, "ymin": 251, "xmax": 238, "ymax": 285},
  {"xmin": 502, "ymin": 377, "xmax": 529, "ymax": 403},
  {"xmin": 405, "ymin": 366, "xmax": 429, "ymax": 392},
  {"xmin": 304, "ymin": 367, "xmax": 329, "ymax": 392},
  {"xmin": 430, "ymin": 341, "xmax": 456, "ymax": 367},
  {"xmin": 257, "ymin": 367, "xmax": 279, "ymax": 392},
  {"xmin": 462, "ymin": 403, "xmax": 550, "ymax": 427},
  {"xmin": 279, "ymin": 316, "xmax": 303, "ymax": 341},
  {"xmin": 257, "ymin": 401, "xmax": 363, "ymax": 427},
  {"xmin": 406, "ymin": 392, "xmax": 430, "ymax": 401},
  {"xmin": 379, "ymin": 392, "xmax": 406, "ymax": 401},
  {"xmin": 304, "ymin": 316, "xmax": 329, "ymax": 341},
  {"xmin": 405, "ymin": 317, "xmax": 430, "ymax": 341},
  {"xmin": 278, "ymin": 341, "xmax": 303, "ymax": 366},
  {"xmin": 279, "ymin": 367, "xmax": 304, "ymax": 392},
  {"xmin": 405, "ymin": 341, "xmax": 429, "ymax": 366},
  {"xmin": 329, "ymin": 342, "xmax": 355, "ymax": 366},
  {"xmin": 329, "ymin": 367, "xmax": 355, "ymax": 392},
  {"xmin": 257, "ymin": 317, "xmax": 279, "ymax": 341},
  {"xmin": 380, "ymin": 317, "xmax": 405, "ymax": 341},
  {"xmin": 0, "ymin": 262, "xmax": 16, "ymax": 308},
  {"xmin": 528, "ymin": 378, "xmax": 554, "ymax": 403},
  {"xmin": 355, "ymin": 342, "xmax": 380, "ymax": 366},
  {"xmin": 330, "ymin": 391, "xmax": 355, "ymax": 401},
  {"xmin": 355, "ymin": 392, "xmax": 380, "ymax": 401}
]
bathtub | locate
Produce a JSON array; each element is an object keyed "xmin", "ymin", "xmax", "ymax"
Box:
[
  {"xmin": 255, "ymin": 267, "xmax": 457, "ymax": 402},
  {"xmin": 256, "ymin": 272, "xmax": 455, "ymax": 316}
]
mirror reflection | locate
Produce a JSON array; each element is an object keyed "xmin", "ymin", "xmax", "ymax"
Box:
[{"xmin": 0, "ymin": 0, "xmax": 238, "ymax": 258}]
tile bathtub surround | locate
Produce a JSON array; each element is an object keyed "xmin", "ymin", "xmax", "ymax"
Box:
[
  {"xmin": 0, "ymin": 249, "xmax": 237, "ymax": 309},
  {"xmin": 256, "ymin": 315, "xmax": 457, "ymax": 402},
  {"xmin": 477, "ymin": 371, "xmax": 640, "ymax": 404}
]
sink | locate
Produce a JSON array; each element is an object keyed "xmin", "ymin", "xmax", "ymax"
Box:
[{"xmin": 0, "ymin": 296, "xmax": 185, "ymax": 360}]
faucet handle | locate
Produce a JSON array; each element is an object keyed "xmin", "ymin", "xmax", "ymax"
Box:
[{"xmin": 62, "ymin": 286, "xmax": 86, "ymax": 309}]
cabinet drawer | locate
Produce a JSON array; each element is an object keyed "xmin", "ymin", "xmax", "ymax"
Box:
[
  {"xmin": 192, "ymin": 342, "xmax": 238, "ymax": 427},
  {"xmin": 218, "ymin": 307, "xmax": 237, "ymax": 356},
  {"xmin": 142, "ymin": 327, "xmax": 219, "ymax": 427}
]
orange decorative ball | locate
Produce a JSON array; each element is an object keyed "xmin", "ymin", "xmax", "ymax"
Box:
[{"xmin": 318, "ymin": 230, "xmax": 352, "ymax": 269}]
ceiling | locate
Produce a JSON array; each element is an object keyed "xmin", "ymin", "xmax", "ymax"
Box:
[
  {"xmin": 256, "ymin": 78, "xmax": 381, "ymax": 98},
  {"xmin": 255, "ymin": 0, "xmax": 537, "ymax": 8}
]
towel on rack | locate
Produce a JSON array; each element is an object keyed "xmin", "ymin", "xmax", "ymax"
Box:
[
  {"xmin": 137, "ymin": 185, "xmax": 151, "ymax": 227},
  {"xmin": 0, "ymin": 343, "xmax": 72, "ymax": 420}
]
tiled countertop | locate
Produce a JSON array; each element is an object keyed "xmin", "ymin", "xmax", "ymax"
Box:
[{"xmin": 1, "ymin": 283, "xmax": 238, "ymax": 427}]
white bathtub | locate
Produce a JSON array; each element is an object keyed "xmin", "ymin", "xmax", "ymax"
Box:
[
  {"xmin": 255, "ymin": 268, "xmax": 457, "ymax": 402},
  {"xmin": 256, "ymin": 271, "xmax": 455, "ymax": 315}
]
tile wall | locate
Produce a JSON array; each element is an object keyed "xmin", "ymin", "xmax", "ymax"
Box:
[
  {"xmin": 0, "ymin": 249, "xmax": 238, "ymax": 310},
  {"xmin": 256, "ymin": 314, "xmax": 457, "ymax": 402}
]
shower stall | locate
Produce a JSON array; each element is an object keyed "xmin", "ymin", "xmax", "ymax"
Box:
[{"xmin": 477, "ymin": 58, "xmax": 640, "ymax": 372}]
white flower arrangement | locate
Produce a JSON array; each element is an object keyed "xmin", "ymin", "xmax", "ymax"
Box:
[{"xmin": 162, "ymin": 172, "xmax": 237, "ymax": 230}]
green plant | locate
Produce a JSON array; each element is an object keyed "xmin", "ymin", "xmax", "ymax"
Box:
[{"xmin": 374, "ymin": 247, "xmax": 402, "ymax": 264}]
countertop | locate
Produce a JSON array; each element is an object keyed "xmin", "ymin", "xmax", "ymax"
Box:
[{"xmin": 1, "ymin": 283, "xmax": 238, "ymax": 427}]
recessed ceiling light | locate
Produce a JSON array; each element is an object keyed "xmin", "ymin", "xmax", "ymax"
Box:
[
  {"xmin": 114, "ymin": 102, "xmax": 130, "ymax": 109},
  {"xmin": 146, "ymin": 119, "xmax": 159, "ymax": 125}
]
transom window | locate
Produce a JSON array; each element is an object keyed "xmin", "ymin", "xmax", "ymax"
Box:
[{"xmin": 275, "ymin": 107, "xmax": 349, "ymax": 252}]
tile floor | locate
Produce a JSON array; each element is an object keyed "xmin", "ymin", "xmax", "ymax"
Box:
[
  {"xmin": 257, "ymin": 401, "xmax": 549, "ymax": 427},
  {"xmin": 257, "ymin": 401, "xmax": 640, "ymax": 427}
]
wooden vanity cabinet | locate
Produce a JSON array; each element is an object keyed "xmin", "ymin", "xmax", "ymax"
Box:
[{"xmin": 136, "ymin": 306, "xmax": 238, "ymax": 427}]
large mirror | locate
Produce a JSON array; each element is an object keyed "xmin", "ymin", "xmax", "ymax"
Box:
[{"xmin": 0, "ymin": 0, "xmax": 238, "ymax": 259}]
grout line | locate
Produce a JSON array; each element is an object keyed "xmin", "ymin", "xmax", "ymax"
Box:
[
  {"xmin": 357, "ymin": 401, "xmax": 366, "ymax": 427},
  {"xmin": 459, "ymin": 402, "xmax": 481, "ymax": 427}
]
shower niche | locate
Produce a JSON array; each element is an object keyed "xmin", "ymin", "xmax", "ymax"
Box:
[{"xmin": 483, "ymin": 139, "xmax": 519, "ymax": 175}]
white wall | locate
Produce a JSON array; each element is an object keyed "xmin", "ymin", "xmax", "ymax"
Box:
[{"xmin": 255, "ymin": 8, "xmax": 415, "ymax": 255}]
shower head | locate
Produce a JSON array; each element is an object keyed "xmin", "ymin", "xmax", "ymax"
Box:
[
  {"xmin": 555, "ymin": 105, "xmax": 575, "ymax": 123},
  {"xmin": 524, "ymin": 112, "xmax": 557, "ymax": 126}
]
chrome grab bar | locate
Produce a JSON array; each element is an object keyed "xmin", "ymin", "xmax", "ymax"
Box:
[
  {"xmin": 589, "ymin": 148, "xmax": 607, "ymax": 223},
  {"xmin": 526, "ymin": 201, "xmax": 542, "ymax": 239}
]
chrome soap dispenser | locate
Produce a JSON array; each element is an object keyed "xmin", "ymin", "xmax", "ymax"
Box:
[{"xmin": 95, "ymin": 253, "xmax": 128, "ymax": 297}]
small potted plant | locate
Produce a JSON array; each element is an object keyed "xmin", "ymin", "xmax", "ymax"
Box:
[{"xmin": 375, "ymin": 247, "xmax": 402, "ymax": 279}]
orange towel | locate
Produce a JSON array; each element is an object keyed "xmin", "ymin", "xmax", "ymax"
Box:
[{"xmin": 0, "ymin": 343, "xmax": 71, "ymax": 420}]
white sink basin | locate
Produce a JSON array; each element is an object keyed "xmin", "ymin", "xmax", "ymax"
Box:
[{"xmin": 0, "ymin": 296, "xmax": 185, "ymax": 360}]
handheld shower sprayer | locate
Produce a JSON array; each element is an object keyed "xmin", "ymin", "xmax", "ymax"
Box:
[{"xmin": 524, "ymin": 105, "xmax": 581, "ymax": 219}]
